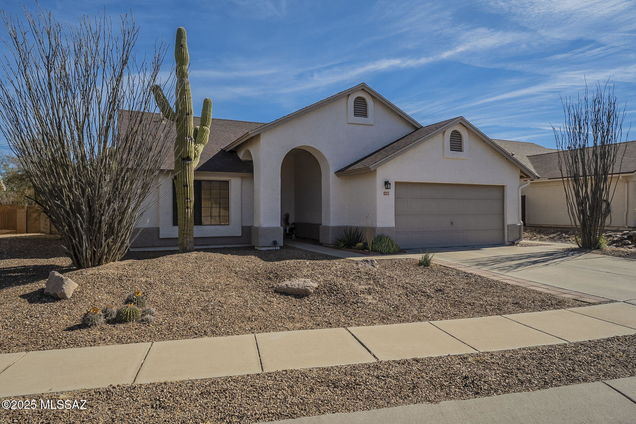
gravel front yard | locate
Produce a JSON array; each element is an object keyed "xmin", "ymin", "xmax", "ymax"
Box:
[
  {"xmin": 2, "ymin": 335, "xmax": 635, "ymax": 423},
  {"xmin": 1, "ymin": 236, "xmax": 583, "ymax": 353}
]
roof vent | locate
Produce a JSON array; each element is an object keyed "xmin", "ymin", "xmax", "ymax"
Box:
[
  {"xmin": 449, "ymin": 130, "xmax": 463, "ymax": 152},
  {"xmin": 353, "ymin": 96, "xmax": 368, "ymax": 118}
]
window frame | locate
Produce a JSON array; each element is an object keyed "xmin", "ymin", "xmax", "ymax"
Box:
[{"xmin": 172, "ymin": 179, "xmax": 230, "ymax": 226}]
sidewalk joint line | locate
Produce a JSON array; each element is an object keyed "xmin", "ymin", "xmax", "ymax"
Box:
[
  {"xmin": 568, "ymin": 308, "xmax": 636, "ymax": 330},
  {"xmin": 501, "ymin": 315, "xmax": 570, "ymax": 343},
  {"xmin": 0, "ymin": 351, "xmax": 27, "ymax": 376},
  {"xmin": 132, "ymin": 342, "xmax": 154, "ymax": 385},
  {"xmin": 254, "ymin": 334, "xmax": 264, "ymax": 373},
  {"xmin": 428, "ymin": 321, "xmax": 480, "ymax": 352},
  {"xmin": 345, "ymin": 327, "xmax": 379, "ymax": 361},
  {"xmin": 602, "ymin": 380, "xmax": 636, "ymax": 405}
]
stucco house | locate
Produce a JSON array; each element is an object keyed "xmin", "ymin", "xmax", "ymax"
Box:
[
  {"xmin": 496, "ymin": 139, "xmax": 636, "ymax": 230},
  {"xmin": 132, "ymin": 83, "xmax": 538, "ymax": 250}
]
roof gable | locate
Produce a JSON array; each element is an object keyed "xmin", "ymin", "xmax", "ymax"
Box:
[
  {"xmin": 337, "ymin": 116, "xmax": 538, "ymax": 178},
  {"xmin": 223, "ymin": 83, "xmax": 421, "ymax": 151}
]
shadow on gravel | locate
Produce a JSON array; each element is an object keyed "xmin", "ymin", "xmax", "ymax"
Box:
[
  {"xmin": 0, "ymin": 264, "xmax": 71, "ymax": 290},
  {"xmin": 19, "ymin": 287, "xmax": 60, "ymax": 304},
  {"xmin": 125, "ymin": 245, "xmax": 335, "ymax": 263}
]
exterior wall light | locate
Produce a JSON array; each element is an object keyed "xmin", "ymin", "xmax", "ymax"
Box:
[{"xmin": 384, "ymin": 180, "xmax": 391, "ymax": 190}]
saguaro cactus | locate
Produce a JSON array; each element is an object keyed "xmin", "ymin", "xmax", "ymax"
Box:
[{"xmin": 152, "ymin": 27, "xmax": 212, "ymax": 251}]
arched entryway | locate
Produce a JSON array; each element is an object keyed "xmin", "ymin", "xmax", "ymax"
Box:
[{"xmin": 280, "ymin": 148, "xmax": 323, "ymax": 241}]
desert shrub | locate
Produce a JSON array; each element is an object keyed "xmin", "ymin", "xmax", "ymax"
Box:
[
  {"xmin": 419, "ymin": 253, "xmax": 434, "ymax": 267},
  {"xmin": 102, "ymin": 305, "xmax": 117, "ymax": 321},
  {"xmin": 82, "ymin": 307, "xmax": 105, "ymax": 327},
  {"xmin": 597, "ymin": 234, "xmax": 608, "ymax": 249},
  {"xmin": 125, "ymin": 290, "xmax": 146, "ymax": 308},
  {"xmin": 370, "ymin": 234, "xmax": 400, "ymax": 254},
  {"xmin": 335, "ymin": 227, "xmax": 365, "ymax": 249},
  {"xmin": 116, "ymin": 304, "xmax": 142, "ymax": 323}
]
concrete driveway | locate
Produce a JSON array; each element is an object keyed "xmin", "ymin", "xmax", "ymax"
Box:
[{"xmin": 426, "ymin": 244, "xmax": 636, "ymax": 302}]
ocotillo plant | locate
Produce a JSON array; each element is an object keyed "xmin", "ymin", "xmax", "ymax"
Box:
[{"xmin": 152, "ymin": 27, "xmax": 212, "ymax": 251}]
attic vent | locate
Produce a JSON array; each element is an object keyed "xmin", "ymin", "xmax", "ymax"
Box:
[
  {"xmin": 449, "ymin": 130, "xmax": 463, "ymax": 152},
  {"xmin": 353, "ymin": 96, "xmax": 368, "ymax": 118}
]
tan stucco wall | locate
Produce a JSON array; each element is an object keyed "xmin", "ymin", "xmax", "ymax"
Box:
[
  {"xmin": 238, "ymin": 90, "xmax": 416, "ymax": 229},
  {"xmin": 522, "ymin": 174, "xmax": 636, "ymax": 228},
  {"xmin": 375, "ymin": 123, "xmax": 523, "ymax": 235}
]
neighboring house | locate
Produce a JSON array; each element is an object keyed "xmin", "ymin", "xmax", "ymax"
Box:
[
  {"xmin": 131, "ymin": 83, "xmax": 536, "ymax": 250},
  {"xmin": 495, "ymin": 140, "xmax": 636, "ymax": 229}
]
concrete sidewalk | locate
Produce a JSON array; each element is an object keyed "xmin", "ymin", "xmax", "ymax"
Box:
[
  {"xmin": 0, "ymin": 302, "xmax": 634, "ymax": 398},
  {"xmin": 263, "ymin": 377, "xmax": 636, "ymax": 424}
]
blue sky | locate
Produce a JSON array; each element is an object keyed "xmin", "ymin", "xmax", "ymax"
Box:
[{"xmin": 1, "ymin": 0, "xmax": 635, "ymax": 153}]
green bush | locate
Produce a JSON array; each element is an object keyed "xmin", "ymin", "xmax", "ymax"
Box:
[
  {"xmin": 597, "ymin": 235, "xmax": 608, "ymax": 249},
  {"xmin": 418, "ymin": 253, "xmax": 434, "ymax": 267},
  {"xmin": 335, "ymin": 227, "xmax": 365, "ymax": 249},
  {"xmin": 370, "ymin": 234, "xmax": 400, "ymax": 254}
]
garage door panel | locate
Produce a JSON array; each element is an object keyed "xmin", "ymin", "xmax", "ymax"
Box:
[
  {"xmin": 397, "ymin": 198, "xmax": 503, "ymax": 215},
  {"xmin": 396, "ymin": 213, "xmax": 503, "ymax": 231},
  {"xmin": 396, "ymin": 183, "xmax": 503, "ymax": 200},
  {"xmin": 394, "ymin": 183, "xmax": 504, "ymax": 248},
  {"xmin": 396, "ymin": 229, "xmax": 505, "ymax": 248}
]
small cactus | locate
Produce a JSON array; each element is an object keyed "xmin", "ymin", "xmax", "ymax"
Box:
[
  {"xmin": 125, "ymin": 290, "xmax": 146, "ymax": 308},
  {"xmin": 140, "ymin": 314, "xmax": 155, "ymax": 324},
  {"xmin": 102, "ymin": 305, "xmax": 117, "ymax": 321},
  {"xmin": 82, "ymin": 307, "xmax": 105, "ymax": 327},
  {"xmin": 116, "ymin": 304, "xmax": 142, "ymax": 323},
  {"xmin": 142, "ymin": 307, "xmax": 156, "ymax": 318}
]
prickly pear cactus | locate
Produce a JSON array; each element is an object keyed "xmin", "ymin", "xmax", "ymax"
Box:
[{"xmin": 151, "ymin": 27, "xmax": 212, "ymax": 251}]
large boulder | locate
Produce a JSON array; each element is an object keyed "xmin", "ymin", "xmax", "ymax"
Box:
[
  {"xmin": 274, "ymin": 278, "xmax": 318, "ymax": 297},
  {"xmin": 44, "ymin": 271, "xmax": 78, "ymax": 300}
]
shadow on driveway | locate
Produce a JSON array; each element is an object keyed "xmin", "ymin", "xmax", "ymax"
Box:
[{"xmin": 459, "ymin": 249, "xmax": 587, "ymax": 272}]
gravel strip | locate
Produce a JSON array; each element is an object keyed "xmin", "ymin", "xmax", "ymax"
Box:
[
  {"xmin": 0, "ymin": 236, "xmax": 584, "ymax": 353},
  {"xmin": 524, "ymin": 227, "xmax": 636, "ymax": 259},
  {"xmin": 2, "ymin": 335, "xmax": 635, "ymax": 423}
]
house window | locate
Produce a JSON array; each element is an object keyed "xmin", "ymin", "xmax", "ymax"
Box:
[
  {"xmin": 449, "ymin": 130, "xmax": 463, "ymax": 152},
  {"xmin": 353, "ymin": 96, "xmax": 368, "ymax": 118},
  {"xmin": 172, "ymin": 180, "xmax": 229, "ymax": 226}
]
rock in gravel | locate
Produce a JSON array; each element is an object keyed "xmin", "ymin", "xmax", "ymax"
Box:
[
  {"xmin": 44, "ymin": 271, "xmax": 78, "ymax": 299},
  {"xmin": 274, "ymin": 279, "xmax": 318, "ymax": 297},
  {"xmin": 359, "ymin": 259, "xmax": 379, "ymax": 268}
]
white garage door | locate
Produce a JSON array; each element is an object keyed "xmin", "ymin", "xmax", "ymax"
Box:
[{"xmin": 395, "ymin": 183, "xmax": 504, "ymax": 249}]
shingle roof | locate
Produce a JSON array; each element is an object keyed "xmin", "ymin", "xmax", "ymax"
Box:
[
  {"xmin": 336, "ymin": 117, "xmax": 460, "ymax": 174},
  {"xmin": 492, "ymin": 139, "xmax": 557, "ymax": 176},
  {"xmin": 336, "ymin": 116, "xmax": 538, "ymax": 178},
  {"xmin": 526, "ymin": 140, "xmax": 636, "ymax": 179},
  {"xmin": 119, "ymin": 110, "xmax": 263, "ymax": 173},
  {"xmin": 223, "ymin": 82, "xmax": 421, "ymax": 151}
]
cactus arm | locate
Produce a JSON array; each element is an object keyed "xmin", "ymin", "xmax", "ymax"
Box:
[
  {"xmin": 151, "ymin": 85, "xmax": 176, "ymax": 121},
  {"xmin": 193, "ymin": 98, "xmax": 212, "ymax": 167}
]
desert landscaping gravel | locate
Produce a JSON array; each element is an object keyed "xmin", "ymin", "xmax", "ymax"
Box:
[
  {"xmin": 2, "ymin": 335, "xmax": 635, "ymax": 423},
  {"xmin": 0, "ymin": 235, "xmax": 585, "ymax": 353}
]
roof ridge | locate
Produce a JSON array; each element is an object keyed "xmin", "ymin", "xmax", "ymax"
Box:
[
  {"xmin": 223, "ymin": 82, "xmax": 421, "ymax": 151},
  {"xmin": 336, "ymin": 116, "xmax": 462, "ymax": 174},
  {"xmin": 527, "ymin": 139, "xmax": 636, "ymax": 158}
]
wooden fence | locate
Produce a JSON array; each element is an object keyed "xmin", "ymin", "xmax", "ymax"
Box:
[{"xmin": 0, "ymin": 205, "xmax": 57, "ymax": 234}]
